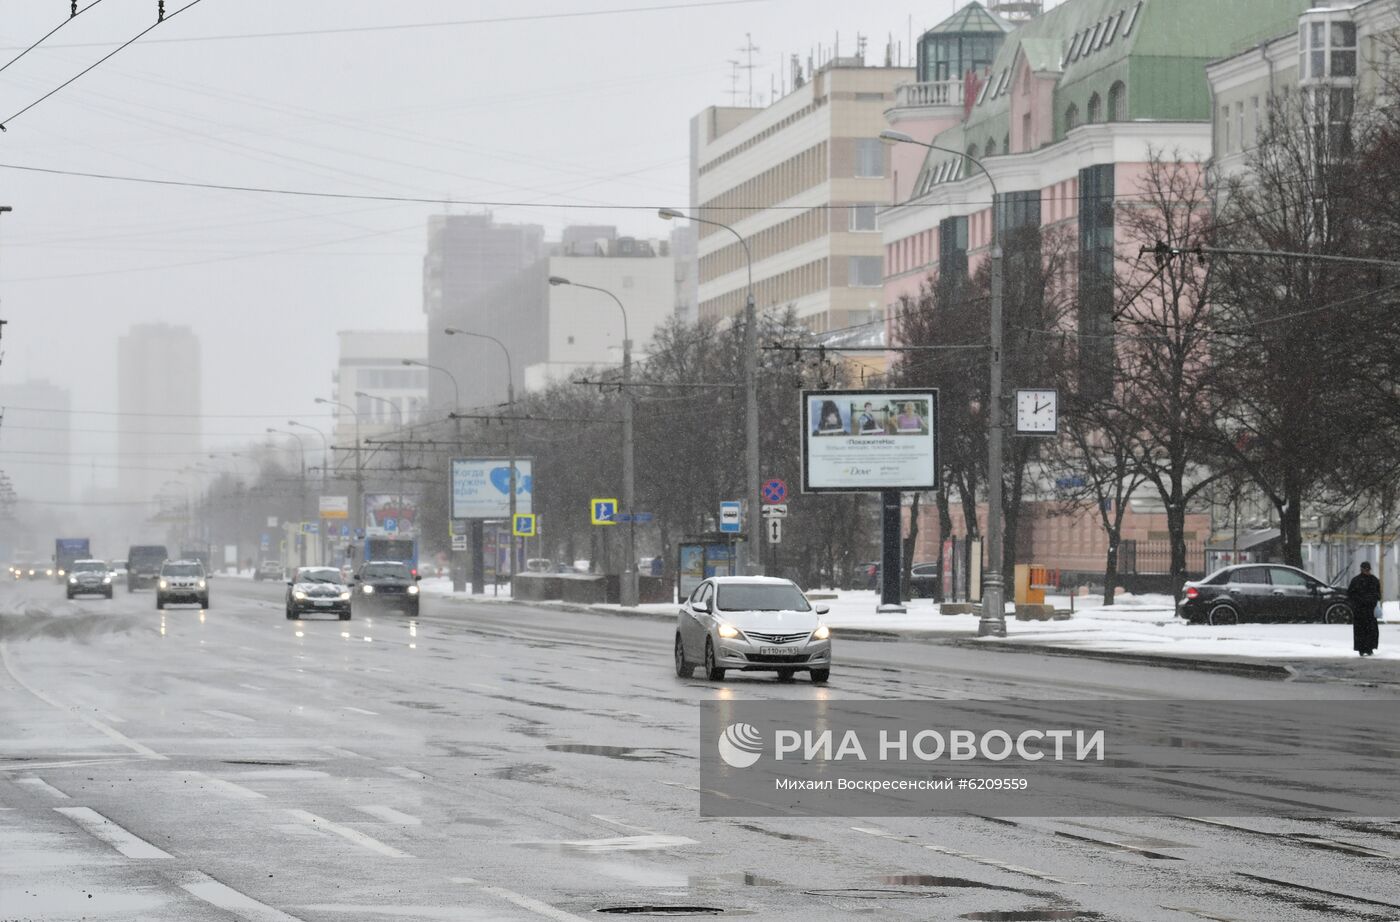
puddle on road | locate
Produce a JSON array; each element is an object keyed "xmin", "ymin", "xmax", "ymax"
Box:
[
  {"xmin": 960, "ymin": 912, "xmax": 1101, "ymax": 921},
  {"xmin": 730, "ymin": 823, "xmax": 820, "ymax": 843},
  {"xmin": 802, "ymin": 888, "xmax": 939, "ymax": 900},
  {"xmin": 489, "ymin": 763, "xmax": 555, "ymax": 781},
  {"xmin": 546, "ymin": 744, "xmax": 671, "ymax": 762},
  {"xmin": 881, "ymin": 875, "xmax": 1025, "ymax": 893},
  {"xmin": 394, "ymin": 700, "xmax": 445, "ymax": 710}
]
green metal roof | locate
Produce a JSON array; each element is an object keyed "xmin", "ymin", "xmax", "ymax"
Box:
[
  {"xmin": 915, "ymin": 0, "xmax": 1311, "ymax": 187},
  {"xmin": 926, "ymin": 1, "xmax": 1015, "ymax": 35}
]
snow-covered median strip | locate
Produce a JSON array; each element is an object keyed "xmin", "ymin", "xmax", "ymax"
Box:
[{"xmin": 421, "ymin": 578, "xmax": 1397, "ymax": 661}]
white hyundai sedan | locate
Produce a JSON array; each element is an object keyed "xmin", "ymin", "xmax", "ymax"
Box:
[{"xmin": 675, "ymin": 576, "xmax": 831, "ymax": 684}]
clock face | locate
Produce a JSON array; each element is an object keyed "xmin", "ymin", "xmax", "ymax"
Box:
[{"xmin": 1015, "ymin": 389, "xmax": 1057, "ymax": 434}]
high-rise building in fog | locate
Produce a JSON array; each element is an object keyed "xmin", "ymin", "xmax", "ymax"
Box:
[
  {"xmin": 117, "ymin": 323, "xmax": 200, "ymax": 505},
  {"xmin": 0, "ymin": 378, "xmax": 71, "ymax": 505},
  {"xmin": 423, "ymin": 213, "xmax": 545, "ymax": 410}
]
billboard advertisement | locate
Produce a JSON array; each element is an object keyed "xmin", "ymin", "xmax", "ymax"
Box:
[
  {"xmin": 319, "ymin": 495, "xmax": 349, "ymax": 519},
  {"xmin": 450, "ymin": 458, "xmax": 534, "ymax": 520},
  {"xmin": 364, "ymin": 493, "xmax": 420, "ymax": 534},
  {"xmin": 801, "ymin": 389, "xmax": 939, "ymax": 493}
]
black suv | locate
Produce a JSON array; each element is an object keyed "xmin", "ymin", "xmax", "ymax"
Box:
[
  {"xmin": 127, "ymin": 544, "xmax": 169, "ymax": 591},
  {"xmin": 353, "ymin": 560, "xmax": 420, "ymax": 617},
  {"xmin": 1178, "ymin": 563, "xmax": 1352, "ymax": 625}
]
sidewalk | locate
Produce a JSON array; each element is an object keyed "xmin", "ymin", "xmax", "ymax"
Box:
[{"xmin": 420, "ymin": 578, "xmax": 1399, "ymax": 672}]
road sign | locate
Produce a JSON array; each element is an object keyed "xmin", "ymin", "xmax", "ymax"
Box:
[
  {"xmin": 340, "ymin": 525, "xmax": 350, "ymax": 537},
  {"xmin": 719, "ymin": 501, "xmax": 742, "ymax": 534},
  {"xmin": 259, "ymin": 533, "xmax": 270, "ymax": 549},
  {"xmin": 761, "ymin": 503, "xmax": 788, "ymax": 518},
  {"xmin": 383, "ymin": 517, "xmax": 397, "ymax": 533},
  {"xmin": 451, "ymin": 534, "xmax": 468, "ymax": 552},
  {"xmin": 766, "ymin": 518, "xmax": 782, "ymax": 544},
  {"xmin": 302, "ymin": 522, "xmax": 319, "ymax": 535},
  {"xmin": 761, "ymin": 478, "xmax": 788, "ymax": 504},
  {"xmin": 513, "ymin": 513, "xmax": 537, "ymax": 537},
  {"xmin": 591, "ymin": 498, "xmax": 618, "ymax": 526}
]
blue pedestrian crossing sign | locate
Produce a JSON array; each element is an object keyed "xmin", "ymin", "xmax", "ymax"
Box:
[
  {"xmin": 591, "ymin": 498, "xmax": 618, "ymax": 526},
  {"xmin": 513, "ymin": 513, "xmax": 537, "ymax": 537}
]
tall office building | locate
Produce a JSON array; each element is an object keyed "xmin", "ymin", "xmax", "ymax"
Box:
[
  {"xmin": 117, "ymin": 323, "xmax": 201, "ymax": 506},
  {"xmin": 689, "ymin": 57, "xmax": 914, "ymax": 333},
  {"xmin": 0, "ymin": 378, "xmax": 71, "ymax": 505},
  {"xmin": 423, "ymin": 213, "xmax": 545, "ymax": 410}
]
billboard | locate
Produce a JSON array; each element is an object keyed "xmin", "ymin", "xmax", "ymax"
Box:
[
  {"xmin": 450, "ymin": 458, "xmax": 534, "ymax": 519},
  {"xmin": 364, "ymin": 493, "xmax": 420, "ymax": 534},
  {"xmin": 801, "ymin": 389, "xmax": 939, "ymax": 493},
  {"xmin": 319, "ymin": 495, "xmax": 349, "ymax": 519}
]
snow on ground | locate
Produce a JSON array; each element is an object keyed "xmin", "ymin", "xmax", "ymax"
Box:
[{"xmin": 419, "ymin": 577, "xmax": 1398, "ymax": 661}]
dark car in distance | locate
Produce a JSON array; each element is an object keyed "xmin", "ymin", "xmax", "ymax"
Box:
[
  {"xmin": 353, "ymin": 560, "xmax": 421, "ymax": 617},
  {"xmin": 1177, "ymin": 563, "xmax": 1353, "ymax": 625},
  {"xmin": 127, "ymin": 544, "xmax": 169, "ymax": 591},
  {"xmin": 286, "ymin": 566, "xmax": 352, "ymax": 620}
]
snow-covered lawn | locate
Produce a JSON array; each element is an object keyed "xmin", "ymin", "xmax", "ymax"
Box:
[{"xmin": 419, "ymin": 577, "xmax": 1398, "ymax": 662}]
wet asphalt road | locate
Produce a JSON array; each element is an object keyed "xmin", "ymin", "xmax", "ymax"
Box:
[{"xmin": 2, "ymin": 577, "xmax": 1399, "ymax": 922}]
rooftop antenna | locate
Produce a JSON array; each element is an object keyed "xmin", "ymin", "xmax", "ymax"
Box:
[
  {"xmin": 738, "ymin": 33, "xmax": 760, "ymax": 106},
  {"xmin": 726, "ymin": 58, "xmax": 741, "ymax": 105},
  {"xmin": 856, "ymin": 33, "xmax": 867, "ymax": 65}
]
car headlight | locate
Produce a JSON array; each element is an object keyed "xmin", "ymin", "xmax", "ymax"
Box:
[
  {"xmin": 68, "ymin": 576, "xmax": 78, "ymax": 585},
  {"xmin": 293, "ymin": 590, "xmax": 307, "ymax": 600},
  {"xmin": 717, "ymin": 623, "xmax": 740, "ymax": 639},
  {"xmin": 158, "ymin": 579, "xmax": 168, "ymax": 589},
  {"xmin": 339, "ymin": 591, "xmax": 351, "ymax": 601},
  {"xmin": 362, "ymin": 584, "xmax": 375, "ymax": 594},
  {"xmin": 407, "ymin": 585, "xmax": 419, "ymax": 595},
  {"xmin": 103, "ymin": 577, "xmax": 112, "ymax": 584},
  {"xmin": 197, "ymin": 579, "xmax": 206, "ymax": 589},
  {"xmin": 813, "ymin": 624, "xmax": 831, "ymax": 640},
  {"xmin": 58, "ymin": 569, "xmax": 66, "ymax": 577},
  {"xmin": 46, "ymin": 569, "xmax": 53, "ymax": 576}
]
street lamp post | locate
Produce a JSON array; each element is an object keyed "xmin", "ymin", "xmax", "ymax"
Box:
[
  {"xmin": 403, "ymin": 356, "xmax": 464, "ymax": 590},
  {"xmin": 658, "ymin": 207, "xmax": 760, "ymax": 575},
  {"xmin": 880, "ymin": 128, "xmax": 1006, "ymax": 636},
  {"xmin": 290, "ymin": 420, "xmax": 329, "ymax": 562},
  {"xmin": 354, "ymin": 391, "xmax": 407, "ymax": 538},
  {"xmin": 315, "ymin": 397, "xmax": 362, "ymax": 562},
  {"xmin": 444, "ymin": 328, "xmax": 519, "ymax": 591},
  {"xmin": 548, "ymin": 276, "xmax": 637, "ymax": 607},
  {"xmin": 266, "ymin": 427, "xmax": 309, "ymax": 566}
]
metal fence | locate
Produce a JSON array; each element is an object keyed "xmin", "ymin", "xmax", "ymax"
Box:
[{"xmin": 1119, "ymin": 539, "xmax": 1206, "ymax": 577}]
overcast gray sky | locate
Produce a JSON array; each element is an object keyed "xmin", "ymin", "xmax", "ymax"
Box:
[{"xmin": 0, "ymin": 0, "xmax": 1060, "ymax": 495}]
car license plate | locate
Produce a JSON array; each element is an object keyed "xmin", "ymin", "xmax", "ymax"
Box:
[
  {"xmin": 314, "ymin": 600, "xmax": 332, "ymax": 607},
  {"xmin": 759, "ymin": 646, "xmax": 790, "ymax": 656}
]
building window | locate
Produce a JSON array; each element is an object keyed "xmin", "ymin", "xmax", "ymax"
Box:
[
  {"xmin": 1078, "ymin": 163, "xmax": 1115, "ymax": 399},
  {"xmin": 1066, "ymin": 103, "xmax": 1080, "ymax": 133},
  {"xmin": 1251, "ymin": 95, "xmax": 1260, "ymax": 144},
  {"xmin": 848, "ymin": 256, "xmax": 882, "ymax": 287},
  {"xmin": 966, "ymin": 143, "xmax": 980, "ymax": 167},
  {"xmin": 1087, "ymin": 92, "xmax": 1102, "ymax": 123},
  {"xmin": 855, "ymin": 138, "xmax": 884, "ymax": 177},
  {"xmin": 1107, "ymin": 81, "xmax": 1125, "ymax": 121},
  {"xmin": 1235, "ymin": 102, "xmax": 1244, "ymax": 151},
  {"xmin": 1122, "ymin": 0, "xmax": 1142, "ymax": 37},
  {"xmin": 1331, "ymin": 20, "xmax": 1357, "ymax": 77},
  {"xmin": 985, "ymin": 137, "xmax": 997, "ymax": 157},
  {"xmin": 1222, "ymin": 105, "xmax": 1231, "ymax": 152},
  {"xmin": 1103, "ymin": 11, "xmax": 1122, "ymax": 45},
  {"xmin": 1089, "ymin": 22, "xmax": 1105, "ymax": 52},
  {"xmin": 849, "ymin": 203, "xmax": 878, "ymax": 231},
  {"xmin": 938, "ymin": 216, "xmax": 968, "ymax": 285},
  {"xmin": 1021, "ymin": 114, "xmax": 1030, "ymax": 151}
]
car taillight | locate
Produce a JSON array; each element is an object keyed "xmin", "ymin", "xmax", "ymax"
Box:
[
  {"xmin": 411, "ymin": 568, "xmax": 418, "ymax": 577},
  {"xmin": 1185, "ymin": 586, "xmax": 1198, "ymax": 599}
]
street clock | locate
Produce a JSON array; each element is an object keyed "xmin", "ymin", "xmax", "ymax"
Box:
[{"xmin": 1015, "ymin": 388, "xmax": 1057, "ymax": 435}]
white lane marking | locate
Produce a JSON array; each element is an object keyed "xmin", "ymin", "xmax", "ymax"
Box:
[
  {"xmin": 451, "ymin": 878, "xmax": 591, "ymax": 922},
  {"xmin": 17, "ymin": 777, "xmax": 69, "ymax": 798},
  {"xmin": 591, "ymin": 814, "xmax": 654, "ymax": 834},
  {"xmin": 318, "ymin": 745, "xmax": 369, "ymax": 760},
  {"xmin": 382, "ymin": 766, "xmax": 428, "ymax": 781},
  {"xmin": 852, "ymin": 826, "xmax": 1079, "ymax": 884},
  {"xmin": 55, "ymin": 806, "xmax": 174, "ymax": 859},
  {"xmin": 175, "ymin": 771, "xmax": 264, "ymax": 799},
  {"xmin": 342, "ymin": 706, "xmax": 378, "ymax": 715},
  {"xmin": 286, "ymin": 809, "xmax": 412, "ymax": 858},
  {"xmin": 239, "ymin": 683, "xmax": 267, "ymax": 691},
  {"xmin": 179, "ymin": 870, "xmax": 306, "ymax": 922},
  {"xmin": 0, "ymin": 757, "xmax": 141, "ymax": 772},
  {"xmin": 203, "ymin": 709, "xmax": 256, "ymax": 723},
  {"xmin": 541, "ymin": 834, "xmax": 698, "ymax": 852},
  {"xmin": 355, "ymin": 805, "xmax": 421, "ymax": 825},
  {"xmin": 1, "ymin": 643, "xmax": 166, "ymax": 760}
]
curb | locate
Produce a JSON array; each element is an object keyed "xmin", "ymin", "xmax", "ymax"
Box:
[{"xmin": 430, "ymin": 594, "xmax": 1300, "ymax": 677}]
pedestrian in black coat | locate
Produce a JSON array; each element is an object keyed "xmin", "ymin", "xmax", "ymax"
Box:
[{"xmin": 1346, "ymin": 561, "xmax": 1381, "ymax": 656}]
